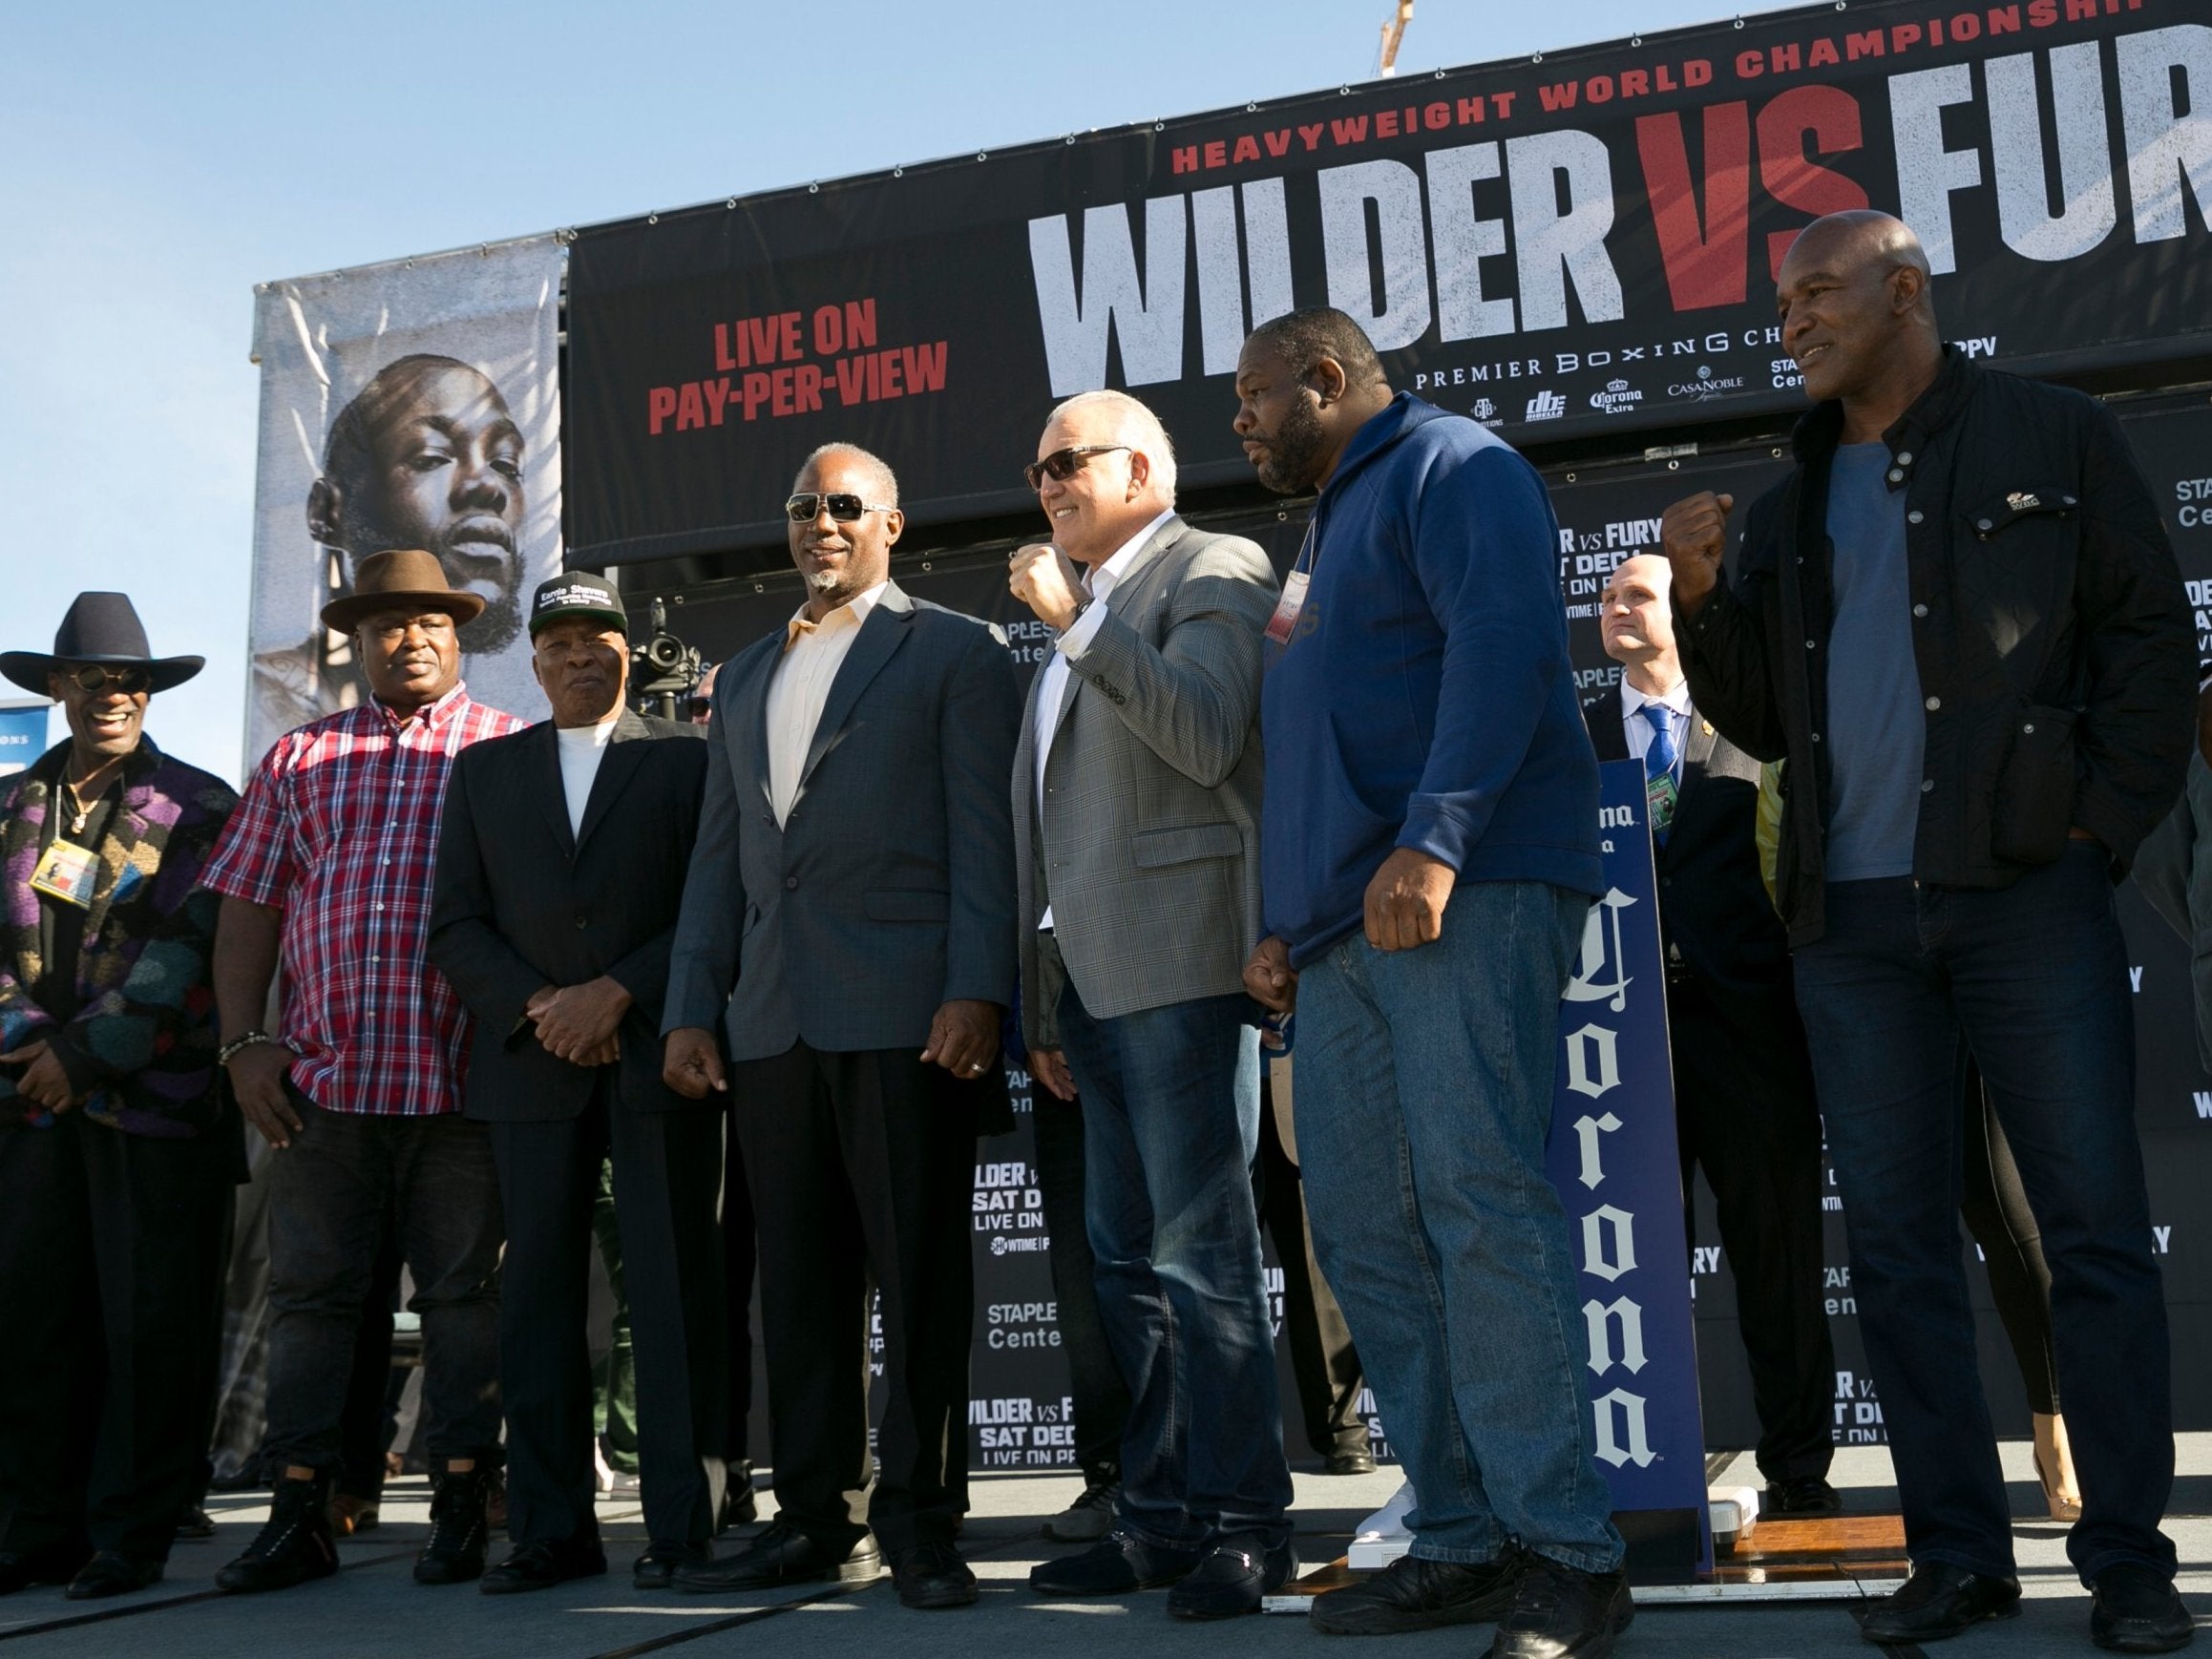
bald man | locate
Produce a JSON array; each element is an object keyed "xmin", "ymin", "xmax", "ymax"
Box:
[
  {"xmin": 1660, "ymin": 211, "xmax": 2194, "ymax": 1651},
  {"xmin": 1583, "ymin": 555, "xmax": 1836, "ymax": 1521},
  {"xmin": 661, "ymin": 443, "xmax": 1020, "ymax": 1611}
]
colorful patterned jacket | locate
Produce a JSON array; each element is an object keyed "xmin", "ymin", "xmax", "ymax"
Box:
[{"xmin": 0, "ymin": 737, "xmax": 238, "ymax": 1136}]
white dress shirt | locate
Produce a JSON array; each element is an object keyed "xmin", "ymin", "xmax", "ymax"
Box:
[
  {"xmin": 1618, "ymin": 675, "xmax": 1693, "ymax": 763},
  {"xmin": 1033, "ymin": 509, "xmax": 1174, "ymax": 930},
  {"xmin": 764, "ymin": 580, "xmax": 888, "ymax": 827},
  {"xmin": 555, "ymin": 718, "xmax": 619, "ymax": 836}
]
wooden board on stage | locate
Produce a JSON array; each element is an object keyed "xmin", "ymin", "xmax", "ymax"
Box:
[{"xmin": 1264, "ymin": 1515, "xmax": 1911, "ymax": 1613}]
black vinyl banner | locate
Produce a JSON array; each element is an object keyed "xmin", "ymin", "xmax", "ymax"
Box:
[{"xmin": 566, "ymin": 0, "xmax": 2212, "ymax": 564}]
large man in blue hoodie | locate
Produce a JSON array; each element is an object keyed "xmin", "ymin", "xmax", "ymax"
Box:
[{"xmin": 1233, "ymin": 309, "xmax": 1628, "ymax": 1659}]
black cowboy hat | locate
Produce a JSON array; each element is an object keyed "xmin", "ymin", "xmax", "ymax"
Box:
[{"xmin": 0, "ymin": 592, "xmax": 204, "ymax": 698}]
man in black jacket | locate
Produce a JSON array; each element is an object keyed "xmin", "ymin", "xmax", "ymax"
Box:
[
  {"xmin": 430, "ymin": 574, "xmax": 725, "ymax": 1595},
  {"xmin": 1582, "ymin": 554, "xmax": 1837, "ymax": 1523},
  {"xmin": 1661, "ymin": 210, "xmax": 2193, "ymax": 1654}
]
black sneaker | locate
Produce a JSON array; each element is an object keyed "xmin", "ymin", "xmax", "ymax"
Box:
[
  {"xmin": 2090, "ymin": 1562, "xmax": 2195, "ymax": 1654},
  {"xmin": 1029, "ymin": 1529, "xmax": 1202, "ymax": 1596},
  {"xmin": 1489, "ymin": 1553, "xmax": 1633, "ymax": 1659},
  {"xmin": 216, "ymin": 1471, "xmax": 340, "ymax": 1594},
  {"xmin": 1312, "ymin": 1552, "xmax": 1520, "ymax": 1635},
  {"xmin": 414, "ymin": 1467, "xmax": 491, "ymax": 1586},
  {"xmin": 1043, "ymin": 1476, "xmax": 1120, "ymax": 1543}
]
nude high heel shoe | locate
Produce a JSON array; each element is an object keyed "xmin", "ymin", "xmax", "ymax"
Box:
[{"xmin": 2033, "ymin": 1411, "xmax": 2082, "ymax": 1522}]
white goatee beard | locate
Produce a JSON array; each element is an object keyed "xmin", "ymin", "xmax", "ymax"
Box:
[{"xmin": 806, "ymin": 570, "xmax": 842, "ymax": 593}]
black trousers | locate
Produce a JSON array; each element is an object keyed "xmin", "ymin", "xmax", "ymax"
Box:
[
  {"xmin": 489, "ymin": 1089, "xmax": 727, "ymax": 1548},
  {"xmin": 1958, "ymin": 1055, "xmax": 2060, "ymax": 1416},
  {"xmin": 0, "ymin": 1115, "xmax": 232, "ymax": 1564},
  {"xmin": 1669, "ymin": 974, "xmax": 1837, "ymax": 1483},
  {"xmin": 1253, "ymin": 1088, "xmax": 1370, "ymax": 1460},
  {"xmin": 733, "ymin": 1041, "xmax": 975, "ymax": 1555},
  {"xmin": 721, "ymin": 1118, "xmax": 757, "ymax": 1465},
  {"xmin": 1030, "ymin": 1090, "xmax": 1132, "ymax": 1482}
]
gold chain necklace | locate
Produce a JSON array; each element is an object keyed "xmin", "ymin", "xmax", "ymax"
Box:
[{"xmin": 59, "ymin": 763, "xmax": 117, "ymax": 836}]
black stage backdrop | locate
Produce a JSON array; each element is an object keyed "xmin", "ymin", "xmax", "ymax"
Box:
[
  {"xmin": 677, "ymin": 387, "xmax": 2212, "ymax": 1469},
  {"xmin": 566, "ymin": 0, "xmax": 2212, "ymax": 566}
]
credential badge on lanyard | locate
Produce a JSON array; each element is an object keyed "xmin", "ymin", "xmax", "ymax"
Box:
[{"xmin": 1264, "ymin": 522, "xmax": 1317, "ymax": 646}]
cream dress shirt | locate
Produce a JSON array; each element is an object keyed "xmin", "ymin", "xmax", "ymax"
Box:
[{"xmin": 764, "ymin": 580, "xmax": 889, "ymax": 827}]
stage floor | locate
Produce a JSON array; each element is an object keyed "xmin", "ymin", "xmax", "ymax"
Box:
[{"xmin": 3, "ymin": 1438, "xmax": 2205, "ymax": 1658}]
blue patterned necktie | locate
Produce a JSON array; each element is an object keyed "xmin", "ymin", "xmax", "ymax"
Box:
[{"xmin": 1641, "ymin": 702, "xmax": 1680, "ymax": 845}]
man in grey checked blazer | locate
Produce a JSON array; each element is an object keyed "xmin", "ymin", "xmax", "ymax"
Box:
[{"xmin": 1011, "ymin": 391, "xmax": 1295, "ymax": 1620}]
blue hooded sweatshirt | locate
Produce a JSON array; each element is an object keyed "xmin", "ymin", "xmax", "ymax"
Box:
[{"xmin": 1260, "ymin": 393, "xmax": 1602, "ymax": 967}]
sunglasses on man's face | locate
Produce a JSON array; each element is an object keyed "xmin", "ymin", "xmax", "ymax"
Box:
[
  {"xmin": 1023, "ymin": 444, "xmax": 1130, "ymax": 493},
  {"xmin": 785, "ymin": 494, "xmax": 894, "ymax": 524},
  {"xmin": 63, "ymin": 664, "xmax": 150, "ymax": 696}
]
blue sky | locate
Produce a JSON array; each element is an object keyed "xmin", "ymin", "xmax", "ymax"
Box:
[{"xmin": 0, "ymin": 0, "xmax": 1784, "ymax": 781}]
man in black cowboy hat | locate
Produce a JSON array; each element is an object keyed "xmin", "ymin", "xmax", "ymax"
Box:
[
  {"xmin": 0, "ymin": 594, "xmax": 239, "ymax": 1601},
  {"xmin": 203, "ymin": 549, "xmax": 526, "ymax": 1595}
]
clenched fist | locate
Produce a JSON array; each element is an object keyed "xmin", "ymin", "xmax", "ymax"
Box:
[
  {"xmin": 1008, "ymin": 543, "xmax": 1085, "ymax": 633},
  {"xmin": 1658, "ymin": 491, "xmax": 1736, "ymax": 616}
]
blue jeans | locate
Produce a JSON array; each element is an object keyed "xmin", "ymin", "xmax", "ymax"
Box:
[
  {"xmin": 1294, "ymin": 882, "xmax": 1624, "ymax": 1575},
  {"xmin": 1793, "ymin": 846, "xmax": 2176, "ymax": 1584},
  {"xmin": 1055, "ymin": 986, "xmax": 1292, "ymax": 1551}
]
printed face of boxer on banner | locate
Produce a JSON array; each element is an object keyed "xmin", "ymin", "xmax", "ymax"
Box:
[{"xmin": 307, "ymin": 355, "xmax": 529, "ymax": 653}]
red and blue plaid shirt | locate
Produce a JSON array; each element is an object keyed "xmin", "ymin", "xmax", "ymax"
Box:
[{"xmin": 201, "ymin": 685, "xmax": 525, "ymax": 1117}]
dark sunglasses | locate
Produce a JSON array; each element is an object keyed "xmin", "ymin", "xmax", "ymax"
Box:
[
  {"xmin": 1023, "ymin": 444, "xmax": 1129, "ymax": 493},
  {"xmin": 63, "ymin": 664, "xmax": 150, "ymax": 695},
  {"xmin": 785, "ymin": 493, "xmax": 894, "ymax": 524}
]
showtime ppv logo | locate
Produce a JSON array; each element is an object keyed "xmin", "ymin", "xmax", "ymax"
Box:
[{"xmin": 1561, "ymin": 884, "xmax": 1657, "ymax": 1471}]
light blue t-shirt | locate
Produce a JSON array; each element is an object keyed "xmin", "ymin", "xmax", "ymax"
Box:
[{"xmin": 1822, "ymin": 443, "xmax": 1924, "ymax": 880}]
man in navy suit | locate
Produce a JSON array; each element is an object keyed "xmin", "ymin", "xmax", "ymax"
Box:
[
  {"xmin": 662, "ymin": 443, "xmax": 1020, "ymax": 1611},
  {"xmin": 1581, "ymin": 553, "xmax": 1838, "ymax": 1522}
]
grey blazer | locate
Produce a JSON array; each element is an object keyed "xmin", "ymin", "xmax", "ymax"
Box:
[
  {"xmin": 664, "ymin": 581, "xmax": 1022, "ymax": 1062},
  {"xmin": 1014, "ymin": 515, "xmax": 1279, "ymax": 1048}
]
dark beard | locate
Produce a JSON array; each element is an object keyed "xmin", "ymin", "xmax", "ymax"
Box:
[
  {"xmin": 1254, "ymin": 393, "xmax": 1329, "ymax": 494},
  {"xmin": 460, "ymin": 592, "xmax": 523, "ymax": 654}
]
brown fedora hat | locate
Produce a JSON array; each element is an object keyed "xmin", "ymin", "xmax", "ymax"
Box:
[{"xmin": 321, "ymin": 549, "xmax": 489, "ymax": 635}]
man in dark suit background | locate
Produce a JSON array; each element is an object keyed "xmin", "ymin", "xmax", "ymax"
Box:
[
  {"xmin": 1582, "ymin": 553, "xmax": 1838, "ymax": 1519},
  {"xmin": 662, "ymin": 443, "xmax": 1020, "ymax": 1611},
  {"xmin": 430, "ymin": 574, "xmax": 726, "ymax": 1594}
]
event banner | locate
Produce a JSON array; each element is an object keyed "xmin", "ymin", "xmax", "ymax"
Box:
[
  {"xmin": 243, "ymin": 235, "xmax": 566, "ymax": 764},
  {"xmin": 565, "ymin": 0, "xmax": 2212, "ymax": 563},
  {"xmin": 0, "ymin": 702, "xmax": 49, "ymax": 779}
]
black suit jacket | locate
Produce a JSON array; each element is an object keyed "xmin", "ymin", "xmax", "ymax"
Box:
[
  {"xmin": 1581, "ymin": 687, "xmax": 1792, "ymax": 1007},
  {"xmin": 430, "ymin": 709, "xmax": 710, "ymax": 1123}
]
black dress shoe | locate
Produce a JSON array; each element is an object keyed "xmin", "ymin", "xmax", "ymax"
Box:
[
  {"xmin": 1029, "ymin": 1529, "xmax": 1202, "ymax": 1596},
  {"xmin": 1167, "ymin": 1533, "xmax": 1297, "ymax": 1621},
  {"xmin": 1490, "ymin": 1553, "xmax": 1633, "ymax": 1659},
  {"xmin": 633, "ymin": 1542, "xmax": 710, "ymax": 1590},
  {"xmin": 175, "ymin": 1506, "xmax": 218, "ymax": 1541},
  {"xmin": 480, "ymin": 1539, "xmax": 608, "ymax": 1595},
  {"xmin": 718, "ymin": 1462, "xmax": 758, "ymax": 1533},
  {"xmin": 64, "ymin": 1553, "xmax": 163, "ymax": 1600},
  {"xmin": 893, "ymin": 1541, "xmax": 979, "ymax": 1609},
  {"xmin": 217, "ymin": 1472, "xmax": 340, "ymax": 1594},
  {"xmin": 2090, "ymin": 1562, "xmax": 2195, "ymax": 1653},
  {"xmin": 1859, "ymin": 1562, "xmax": 2020, "ymax": 1645},
  {"xmin": 673, "ymin": 1522, "xmax": 881, "ymax": 1593},
  {"xmin": 0, "ymin": 1546, "xmax": 90, "ymax": 1597},
  {"xmin": 1764, "ymin": 1476, "xmax": 1844, "ymax": 1517},
  {"xmin": 1324, "ymin": 1448, "xmax": 1379, "ymax": 1476},
  {"xmin": 1313, "ymin": 1552, "xmax": 1520, "ymax": 1635},
  {"xmin": 414, "ymin": 1467, "xmax": 493, "ymax": 1586}
]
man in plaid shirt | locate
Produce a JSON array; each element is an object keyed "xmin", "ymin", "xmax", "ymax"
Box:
[{"xmin": 200, "ymin": 550, "xmax": 525, "ymax": 1595}]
